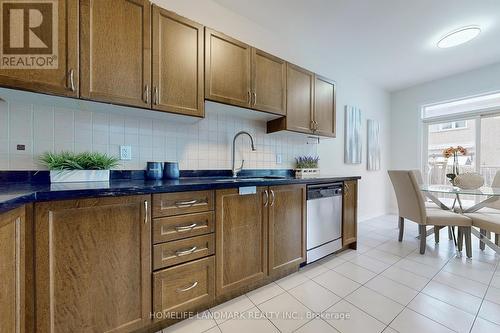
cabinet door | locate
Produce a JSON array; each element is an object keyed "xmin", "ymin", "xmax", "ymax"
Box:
[
  {"xmin": 314, "ymin": 75, "xmax": 336, "ymax": 137},
  {"xmin": 152, "ymin": 6, "xmax": 204, "ymax": 117},
  {"xmin": 251, "ymin": 48, "xmax": 286, "ymax": 115},
  {"xmin": 0, "ymin": 206, "xmax": 31, "ymax": 333},
  {"xmin": 286, "ymin": 63, "xmax": 314, "ymax": 134},
  {"xmin": 0, "ymin": 0, "xmax": 78, "ymax": 97},
  {"xmin": 205, "ymin": 29, "xmax": 251, "ymax": 108},
  {"xmin": 80, "ymin": 0, "xmax": 151, "ymax": 108},
  {"xmin": 268, "ymin": 185, "xmax": 306, "ymax": 276},
  {"xmin": 342, "ymin": 180, "xmax": 358, "ymax": 247},
  {"xmin": 35, "ymin": 196, "xmax": 151, "ymax": 333},
  {"xmin": 215, "ymin": 188, "xmax": 267, "ymax": 297}
]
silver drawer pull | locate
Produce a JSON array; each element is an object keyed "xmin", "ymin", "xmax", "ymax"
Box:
[
  {"xmin": 175, "ymin": 223, "xmax": 198, "ymax": 231},
  {"xmin": 174, "ymin": 199, "xmax": 198, "ymax": 207},
  {"xmin": 176, "ymin": 281, "xmax": 198, "ymax": 293},
  {"xmin": 175, "ymin": 246, "xmax": 197, "ymax": 256}
]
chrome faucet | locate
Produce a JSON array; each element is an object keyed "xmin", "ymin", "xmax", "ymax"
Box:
[{"xmin": 231, "ymin": 131, "xmax": 256, "ymax": 178}]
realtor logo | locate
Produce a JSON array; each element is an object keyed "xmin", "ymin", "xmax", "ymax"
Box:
[{"xmin": 0, "ymin": 0, "xmax": 58, "ymax": 69}]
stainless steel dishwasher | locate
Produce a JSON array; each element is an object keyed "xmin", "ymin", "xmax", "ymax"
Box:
[{"xmin": 306, "ymin": 183, "xmax": 343, "ymax": 263}]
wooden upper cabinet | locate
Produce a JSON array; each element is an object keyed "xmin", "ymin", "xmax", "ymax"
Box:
[
  {"xmin": 80, "ymin": 0, "xmax": 151, "ymax": 108},
  {"xmin": 0, "ymin": 0, "xmax": 78, "ymax": 97},
  {"xmin": 268, "ymin": 185, "xmax": 306, "ymax": 276},
  {"xmin": 0, "ymin": 206, "xmax": 32, "ymax": 333},
  {"xmin": 342, "ymin": 180, "xmax": 358, "ymax": 247},
  {"xmin": 314, "ymin": 75, "xmax": 336, "ymax": 137},
  {"xmin": 205, "ymin": 29, "xmax": 251, "ymax": 108},
  {"xmin": 251, "ymin": 49, "xmax": 286, "ymax": 115},
  {"xmin": 35, "ymin": 195, "xmax": 152, "ymax": 333},
  {"xmin": 215, "ymin": 188, "xmax": 268, "ymax": 297},
  {"xmin": 152, "ymin": 6, "xmax": 204, "ymax": 117}
]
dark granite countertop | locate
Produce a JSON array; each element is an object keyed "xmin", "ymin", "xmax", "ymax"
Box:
[{"xmin": 0, "ymin": 171, "xmax": 361, "ymax": 213}]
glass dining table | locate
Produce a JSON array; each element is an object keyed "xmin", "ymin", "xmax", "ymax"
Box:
[{"xmin": 420, "ymin": 184, "xmax": 500, "ymax": 255}]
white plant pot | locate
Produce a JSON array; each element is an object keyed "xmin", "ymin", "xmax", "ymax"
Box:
[
  {"xmin": 295, "ymin": 168, "xmax": 320, "ymax": 179},
  {"xmin": 50, "ymin": 170, "xmax": 110, "ymax": 183}
]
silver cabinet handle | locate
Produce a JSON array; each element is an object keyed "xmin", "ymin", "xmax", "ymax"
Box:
[
  {"xmin": 153, "ymin": 86, "xmax": 159, "ymax": 105},
  {"xmin": 174, "ymin": 199, "xmax": 198, "ymax": 207},
  {"xmin": 144, "ymin": 200, "xmax": 149, "ymax": 224},
  {"xmin": 247, "ymin": 91, "xmax": 251, "ymax": 104},
  {"xmin": 270, "ymin": 189, "xmax": 275, "ymax": 206},
  {"xmin": 175, "ymin": 246, "xmax": 197, "ymax": 256},
  {"xmin": 175, "ymin": 223, "xmax": 198, "ymax": 231},
  {"xmin": 68, "ymin": 69, "xmax": 75, "ymax": 92},
  {"xmin": 263, "ymin": 190, "xmax": 269, "ymax": 207},
  {"xmin": 252, "ymin": 92, "xmax": 256, "ymax": 106},
  {"xmin": 176, "ymin": 281, "xmax": 198, "ymax": 293},
  {"xmin": 144, "ymin": 85, "xmax": 150, "ymax": 104}
]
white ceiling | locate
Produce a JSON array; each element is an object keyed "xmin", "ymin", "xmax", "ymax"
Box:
[{"xmin": 213, "ymin": 0, "xmax": 500, "ymax": 92}]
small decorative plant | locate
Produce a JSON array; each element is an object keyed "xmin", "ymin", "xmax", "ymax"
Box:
[
  {"xmin": 40, "ymin": 151, "xmax": 119, "ymax": 183},
  {"xmin": 442, "ymin": 146, "xmax": 467, "ymax": 184},
  {"xmin": 40, "ymin": 151, "xmax": 119, "ymax": 170},
  {"xmin": 295, "ymin": 156, "xmax": 319, "ymax": 169}
]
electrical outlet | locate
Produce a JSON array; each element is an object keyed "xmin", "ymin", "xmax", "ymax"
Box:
[
  {"xmin": 120, "ymin": 145, "xmax": 132, "ymax": 160},
  {"xmin": 276, "ymin": 153, "xmax": 282, "ymax": 164}
]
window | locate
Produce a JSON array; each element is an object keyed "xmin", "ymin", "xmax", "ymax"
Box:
[{"xmin": 429, "ymin": 120, "xmax": 467, "ymax": 132}]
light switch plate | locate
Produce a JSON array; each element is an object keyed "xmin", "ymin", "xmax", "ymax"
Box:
[
  {"xmin": 276, "ymin": 153, "xmax": 282, "ymax": 164},
  {"xmin": 120, "ymin": 145, "xmax": 132, "ymax": 160}
]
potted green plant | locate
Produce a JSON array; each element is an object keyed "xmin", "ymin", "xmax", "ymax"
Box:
[
  {"xmin": 295, "ymin": 156, "xmax": 320, "ymax": 179},
  {"xmin": 39, "ymin": 151, "xmax": 119, "ymax": 183}
]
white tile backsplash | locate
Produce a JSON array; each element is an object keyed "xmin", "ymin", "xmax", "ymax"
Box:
[{"xmin": 0, "ymin": 95, "xmax": 317, "ymax": 170}]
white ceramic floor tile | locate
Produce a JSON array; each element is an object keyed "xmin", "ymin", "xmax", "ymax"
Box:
[
  {"xmin": 394, "ymin": 258, "xmax": 441, "ymax": 279},
  {"xmin": 289, "ymin": 280, "xmax": 341, "ymax": 313},
  {"xmin": 348, "ymin": 254, "xmax": 392, "ymax": 273},
  {"xmin": 300, "ymin": 262, "xmax": 329, "ymax": 278},
  {"xmin": 218, "ymin": 307, "xmax": 279, "ymax": 333},
  {"xmin": 407, "ymin": 293, "xmax": 475, "ymax": 333},
  {"xmin": 203, "ymin": 327, "xmax": 222, "ymax": 333},
  {"xmin": 210, "ymin": 295, "xmax": 254, "ymax": 324},
  {"xmin": 485, "ymin": 285, "xmax": 500, "ymax": 305},
  {"xmin": 345, "ymin": 286, "xmax": 404, "ymax": 324},
  {"xmin": 294, "ymin": 318, "xmax": 340, "ymax": 333},
  {"xmin": 405, "ymin": 251, "xmax": 450, "ymax": 268},
  {"xmin": 478, "ymin": 300, "xmax": 500, "ymax": 326},
  {"xmin": 390, "ymin": 308, "xmax": 454, "ymax": 333},
  {"xmin": 258, "ymin": 292, "xmax": 311, "ymax": 333},
  {"xmin": 162, "ymin": 310, "xmax": 216, "ymax": 333},
  {"xmin": 246, "ymin": 282, "xmax": 284, "ymax": 305},
  {"xmin": 275, "ymin": 271, "xmax": 309, "ymax": 290},
  {"xmin": 363, "ymin": 249, "xmax": 402, "ymax": 265},
  {"xmin": 333, "ymin": 261, "xmax": 377, "ymax": 284},
  {"xmin": 471, "ymin": 317, "xmax": 500, "ymax": 333},
  {"xmin": 432, "ymin": 270, "xmax": 488, "ymax": 298},
  {"xmin": 322, "ymin": 300, "xmax": 386, "ymax": 333},
  {"xmin": 312, "ymin": 270, "xmax": 361, "ymax": 297},
  {"xmin": 336, "ymin": 249, "xmax": 358, "ymax": 260},
  {"xmin": 492, "ymin": 273, "xmax": 500, "ymax": 289},
  {"xmin": 443, "ymin": 258, "xmax": 495, "ymax": 284},
  {"xmin": 421, "ymin": 280, "xmax": 483, "ymax": 315},
  {"xmin": 317, "ymin": 255, "xmax": 347, "ymax": 269},
  {"xmin": 376, "ymin": 241, "xmax": 417, "ymax": 257},
  {"xmin": 381, "ymin": 266, "xmax": 430, "ymax": 291},
  {"xmin": 365, "ymin": 275, "xmax": 419, "ymax": 306},
  {"xmin": 382, "ymin": 327, "xmax": 399, "ymax": 333}
]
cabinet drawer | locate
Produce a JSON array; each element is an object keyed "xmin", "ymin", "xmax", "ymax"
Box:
[
  {"xmin": 153, "ymin": 256, "xmax": 215, "ymax": 314},
  {"xmin": 153, "ymin": 191, "xmax": 214, "ymax": 217},
  {"xmin": 153, "ymin": 234, "xmax": 215, "ymax": 270},
  {"xmin": 153, "ymin": 212, "xmax": 214, "ymax": 244}
]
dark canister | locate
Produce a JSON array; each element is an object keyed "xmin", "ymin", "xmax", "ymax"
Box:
[
  {"xmin": 163, "ymin": 162, "xmax": 180, "ymax": 179},
  {"xmin": 146, "ymin": 162, "xmax": 163, "ymax": 180}
]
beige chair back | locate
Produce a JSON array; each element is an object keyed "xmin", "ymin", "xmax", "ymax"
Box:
[
  {"xmin": 388, "ymin": 170, "xmax": 427, "ymax": 224},
  {"xmin": 484, "ymin": 170, "xmax": 500, "ymax": 210},
  {"xmin": 412, "ymin": 169, "xmax": 425, "ymax": 185}
]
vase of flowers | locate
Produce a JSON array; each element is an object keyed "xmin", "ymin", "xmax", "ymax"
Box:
[
  {"xmin": 295, "ymin": 156, "xmax": 320, "ymax": 179},
  {"xmin": 442, "ymin": 146, "xmax": 467, "ymax": 185}
]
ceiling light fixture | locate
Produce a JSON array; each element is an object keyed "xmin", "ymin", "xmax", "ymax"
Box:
[{"xmin": 437, "ymin": 26, "xmax": 481, "ymax": 48}]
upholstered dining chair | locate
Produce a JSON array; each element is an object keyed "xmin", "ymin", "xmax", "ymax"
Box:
[
  {"xmin": 388, "ymin": 170, "xmax": 473, "ymax": 256},
  {"xmin": 465, "ymin": 170, "xmax": 500, "ymax": 252}
]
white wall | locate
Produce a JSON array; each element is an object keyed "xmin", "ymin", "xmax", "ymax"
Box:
[{"xmin": 391, "ymin": 61, "xmax": 500, "ymax": 170}]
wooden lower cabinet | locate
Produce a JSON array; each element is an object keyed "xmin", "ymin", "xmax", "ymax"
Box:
[
  {"xmin": 342, "ymin": 180, "xmax": 358, "ymax": 247},
  {"xmin": 215, "ymin": 188, "xmax": 268, "ymax": 297},
  {"xmin": 34, "ymin": 195, "xmax": 151, "ymax": 333},
  {"xmin": 153, "ymin": 256, "xmax": 215, "ymax": 316},
  {"xmin": 268, "ymin": 185, "xmax": 306, "ymax": 276},
  {"xmin": 0, "ymin": 205, "xmax": 32, "ymax": 333}
]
